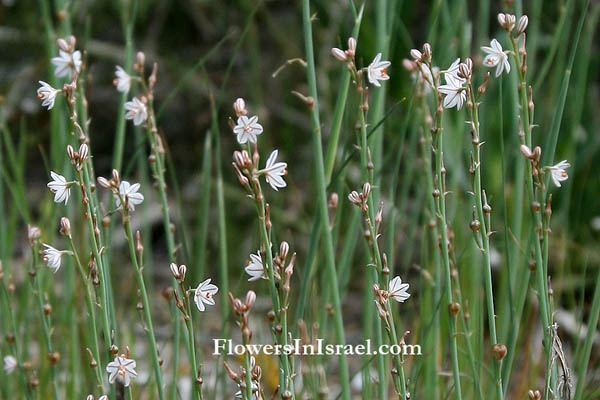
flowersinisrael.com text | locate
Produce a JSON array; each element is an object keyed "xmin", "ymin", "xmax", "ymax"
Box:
[{"xmin": 213, "ymin": 338, "xmax": 421, "ymax": 357}]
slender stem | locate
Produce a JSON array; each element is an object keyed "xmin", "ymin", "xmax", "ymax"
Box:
[
  {"xmin": 467, "ymin": 84, "xmax": 503, "ymax": 399},
  {"xmin": 121, "ymin": 208, "xmax": 165, "ymax": 400},
  {"xmin": 301, "ymin": 1, "xmax": 351, "ymax": 398}
]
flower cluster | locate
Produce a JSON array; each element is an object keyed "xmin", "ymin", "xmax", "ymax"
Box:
[
  {"xmin": 331, "ymin": 37, "xmax": 392, "ymax": 88},
  {"xmin": 97, "ymin": 169, "xmax": 144, "ymax": 212}
]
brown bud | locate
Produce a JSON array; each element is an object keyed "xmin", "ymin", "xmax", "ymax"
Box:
[
  {"xmin": 43, "ymin": 303, "xmax": 52, "ymax": 316},
  {"xmin": 282, "ymin": 391, "xmax": 293, "ymax": 400},
  {"xmin": 6, "ymin": 333, "xmax": 15, "ymax": 344},
  {"xmin": 492, "ymin": 343, "xmax": 507, "ymax": 360},
  {"xmin": 48, "ymin": 351, "xmax": 60, "ymax": 364},
  {"xmin": 470, "ymin": 219, "xmax": 481, "ymax": 233},
  {"xmin": 531, "ymin": 201, "xmax": 541, "ymax": 213},
  {"xmin": 448, "ymin": 302, "xmax": 461, "ymax": 316}
]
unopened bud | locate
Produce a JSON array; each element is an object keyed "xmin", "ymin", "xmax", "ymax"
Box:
[
  {"xmin": 245, "ymin": 290, "xmax": 256, "ymax": 308},
  {"xmin": 60, "ymin": 217, "xmax": 71, "ymax": 236},
  {"xmin": 67, "ymin": 145, "xmax": 76, "ymax": 161},
  {"xmin": 347, "ymin": 37, "xmax": 357, "ymax": 56},
  {"xmin": 331, "ymin": 48, "xmax": 347, "ymax": 61},
  {"xmin": 422, "ymin": 43, "xmax": 432, "ymax": 61},
  {"xmin": 233, "ymin": 98, "xmax": 247, "ymax": 117},
  {"xmin": 279, "ymin": 241, "xmax": 289, "ymax": 260},
  {"xmin": 492, "ymin": 343, "xmax": 507, "ymax": 360},
  {"xmin": 520, "ymin": 144, "xmax": 534, "ymax": 160},
  {"xmin": 170, "ymin": 263, "xmax": 180, "ymax": 279},
  {"xmin": 517, "ymin": 15, "xmax": 529, "ymax": 36},
  {"xmin": 78, "ymin": 143, "xmax": 89, "ymax": 162},
  {"xmin": 448, "ymin": 302, "xmax": 461, "ymax": 316},
  {"xmin": 112, "ymin": 169, "xmax": 120, "ymax": 185},
  {"xmin": 28, "ymin": 225, "xmax": 41, "ymax": 242},
  {"xmin": 362, "ymin": 182, "xmax": 371, "ymax": 198},
  {"xmin": 97, "ymin": 177, "xmax": 111, "ymax": 189},
  {"xmin": 410, "ymin": 49, "xmax": 422, "ymax": 61}
]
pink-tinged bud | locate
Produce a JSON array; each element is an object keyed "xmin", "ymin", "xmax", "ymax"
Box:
[
  {"xmin": 520, "ymin": 144, "xmax": 534, "ymax": 159},
  {"xmin": 111, "ymin": 169, "xmax": 120, "ymax": 185},
  {"xmin": 498, "ymin": 13, "xmax": 516, "ymax": 31},
  {"xmin": 28, "ymin": 225, "xmax": 41, "ymax": 242},
  {"xmin": 233, "ymin": 98, "xmax": 247, "ymax": 116},
  {"xmin": 533, "ymin": 146, "xmax": 542, "ymax": 160},
  {"xmin": 458, "ymin": 62, "xmax": 472, "ymax": 79},
  {"xmin": 78, "ymin": 143, "xmax": 89, "ymax": 162},
  {"xmin": 328, "ymin": 192, "xmax": 339, "ymax": 209},
  {"xmin": 347, "ymin": 37, "xmax": 357, "ymax": 54},
  {"xmin": 67, "ymin": 35, "xmax": 76, "ymax": 49},
  {"xmin": 348, "ymin": 191, "xmax": 361, "ymax": 205},
  {"xmin": 497, "ymin": 13, "xmax": 506, "ymax": 27},
  {"xmin": 517, "ymin": 15, "xmax": 529, "ymax": 36},
  {"xmin": 245, "ymin": 290, "xmax": 256, "ymax": 308},
  {"xmin": 178, "ymin": 265, "xmax": 187, "ymax": 280},
  {"xmin": 422, "ymin": 43, "xmax": 432, "ymax": 61},
  {"xmin": 136, "ymin": 52, "xmax": 145, "ymax": 68},
  {"xmin": 170, "ymin": 263, "xmax": 180, "ymax": 279},
  {"xmin": 331, "ymin": 48, "xmax": 347, "ymax": 61},
  {"xmin": 362, "ymin": 182, "xmax": 371, "ymax": 198},
  {"xmin": 60, "ymin": 217, "xmax": 71, "ymax": 236},
  {"xmin": 402, "ymin": 58, "xmax": 417, "ymax": 72},
  {"xmin": 280, "ymin": 241, "xmax": 289, "ymax": 260},
  {"xmin": 410, "ymin": 49, "xmax": 422, "ymax": 61},
  {"xmin": 97, "ymin": 177, "xmax": 111, "ymax": 189},
  {"xmin": 66, "ymin": 145, "xmax": 76, "ymax": 161},
  {"xmin": 57, "ymin": 38, "xmax": 70, "ymax": 52}
]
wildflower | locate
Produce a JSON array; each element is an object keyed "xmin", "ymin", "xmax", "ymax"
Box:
[
  {"xmin": 233, "ymin": 98, "xmax": 247, "ymax": 116},
  {"xmin": 262, "ymin": 150, "xmax": 287, "ymax": 191},
  {"xmin": 235, "ymin": 381, "xmax": 259, "ymax": 399},
  {"xmin": 37, "ymin": 81, "xmax": 60, "ymax": 110},
  {"xmin": 51, "ymin": 50, "xmax": 82, "ymax": 80},
  {"xmin": 439, "ymin": 78, "xmax": 466, "ymax": 110},
  {"xmin": 331, "ymin": 47, "xmax": 347, "ymax": 61},
  {"xmin": 547, "ymin": 160, "xmax": 570, "ymax": 187},
  {"xmin": 114, "ymin": 181, "xmax": 144, "ymax": 211},
  {"xmin": 106, "ymin": 355, "xmax": 137, "ymax": 387},
  {"xmin": 194, "ymin": 278, "xmax": 219, "ymax": 312},
  {"xmin": 233, "ymin": 115, "xmax": 263, "ymax": 144},
  {"xmin": 114, "ymin": 66, "xmax": 131, "ymax": 93},
  {"xmin": 245, "ymin": 251, "xmax": 267, "ymax": 281},
  {"xmin": 124, "ymin": 97, "xmax": 148, "ymax": 126},
  {"xmin": 367, "ymin": 53, "xmax": 391, "ymax": 87},
  {"xmin": 481, "ymin": 39, "xmax": 511, "ymax": 77},
  {"xmin": 3, "ymin": 355, "xmax": 17, "ymax": 375},
  {"xmin": 417, "ymin": 63, "xmax": 438, "ymax": 91},
  {"xmin": 388, "ymin": 276, "xmax": 410, "ymax": 303},
  {"xmin": 42, "ymin": 244, "xmax": 66, "ymax": 273},
  {"xmin": 47, "ymin": 171, "xmax": 71, "ymax": 205},
  {"xmin": 443, "ymin": 58, "xmax": 465, "ymax": 87}
]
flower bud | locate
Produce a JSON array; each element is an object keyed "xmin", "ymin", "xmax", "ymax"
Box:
[
  {"xmin": 280, "ymin": 241, "xmax": 289, "ymax": 260},
  {"xmin": 520, "ymin": 144, "xmax": 534, "ymax": 160},
  {"xmin": 362, "ymin": 182, "xmax": 371, "ymax": 198},
  {"xmin": 517, "ymin": 15, "xmax": 529, "ymax": 36},
  {"xmin": 422, "ymin": 43, "xmax": 432, "ymax": 61},
  {"xmin": 97, "ymin": 177, "xmax": 111, "ymax": 189},
  {"xmin": 448, "ymin": 302, "xmax": 461, "ymax": 316},
  {"xmin": 245, "ymin": 290, "xmax": 256, "ymax": 308},
  {"xmin": 347, "ymin": 37, "xmax": 357, "ymax": 56},
  {"xmin": 60, "ymin": 217, "xmax": 71, "ymax": 236},
  {"xmin": 111, "ymin": 169, "xmax": 120, "ymax": 185},
  {"xmin": 57, "ymin": 38, "xmax": 70, "ymax": 52},
  {"xmin": 78, "ymin": 143, "xmax": 89, "ymax": 162},
  {"xmin": 331, "ymin": 48, "xmax": 347, "ymax": 61},
  {"xmin": 136, "ymin": 51, "xmax": 145, "ymax": 68},
  {"xmin": 233, "ymin": 98, "xmax": 247, "ymax": 116},
  {"xmin": 410, "ymin": 49, "xmax": 422, "ymax": 61},
  {"xmin": 67, "ymin": 145, "xmax": 76, "ymax": 161},
  {"xmin": 492, "ymin": 343, "xmax": 507, "ymax": 360},
  {"xmin": 170, "ymin": 263, "xmax": 180, "ymax": 279},
  {"xmin": 28, "ymin": 225, "xmax": 41, "ymax": 242}
]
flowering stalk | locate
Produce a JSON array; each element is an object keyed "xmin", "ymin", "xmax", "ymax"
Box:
[
  {"xmin": 422, "ymin": 49, "xmax": 464, "ymax": 400},
  {"xmin": 63, "ymin": 224, "xmax": 104, "ymax": 390},
  {"xmin": 465, "ymin": 73, "xmax": 504, "ymax": 399},
  {"xmin": 302, "ymin": 1, "xmax": 351, "ymax": 397}
]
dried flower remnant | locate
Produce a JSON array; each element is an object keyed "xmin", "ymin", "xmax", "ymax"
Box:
[
  {"xmin": 47, "ymin": 171, "xmax": 72, "ymax": 205},
  {"xmin": 547, "ymin": 160, "xmax": 571, "ymax": 187},
  {"xmin": 37, "ymin": 81, "xmax": 61, "ymax": 110},
  {"xmin": 114, "ymin": 181, "xmax": 144, "ymax": 211},
  {"xmin": 114, "ymin": 66, "xmax": 131, "ymax": 93},
  {"xmin": 124, "ymin": 97, "xmax": 148, "ymax": 126},
  {"xmin": 3, "ymin": 355, "xmax": 17, "ymax": 375},
  {"xmin": 367, "ymin": 53, "xmax": 391, "ymax": 87},
  {"xmin": 262, "ymin": 150, "xmax": 288, "ymax": 191},
  {"xmin": 388, "ymin": 276, "xmax": 411, "ymax": 303},
  {"xmin": 481, "ymin": 39, "xmax": 511, "ymax": 77},
  {"xmin": 233, "ymin": 115, "xmax": 263, "ymax": 144},
  {"xmin": 194, "ymin": 278, "xmax": 219, "ymax": 312},
  {"xmin": 106, "ymin": 354, "xmax": 138, "ymax": 387},
  {"xmin": 42, "ymin": 244, "xmax": 66, "ymax": 273}
]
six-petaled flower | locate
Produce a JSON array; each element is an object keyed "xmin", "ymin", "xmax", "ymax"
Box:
[
  {"xmin": 233, "ymin": 115, "xmax": 263, "ymax": 144},
  {"xmin": 114, "ymin": 66, "xmax": 132, "ymax": 93},
  {"xmin": 106, "ymin": 355, "xmax": 137, "ymax": 387},
  {"xmin": 262, "ymin": 150, "xmax": 287, "ymax": 191},
  {"xmin": 47, "ymin": 171, "xmax": 72, "ymax": 205},
  {"xmin": 42, "ymin": 244, "xmax": 66, "ymax": 273},
  {"xmin": 194, "ymin": 278, "xmax": 219, "ymax": 312},
  {"xmin": 37, "ymin": 81, "xmax": 60, "ymax": 110},
  {"xmin": 367, "ymin": 53, "xmax": 391, "ymax": 87},
  {"xmin": 548, "ymin": 160, "xmax": 570, "ymax": 187},
  {"xmin": 388, "ymin": 276, "xmax": 411, "ymax": 303},
  {"xmin": 114, "ymin": 181, "xmax": 145, "ymax": 211},
  {"xmin": 481, "ymin": 39, "xmax": 511, "ymax": 77},
  {"xmin": 51, "ymin": 50, "xmax": 82, "ymax": 80},
  {"xmin": 124, "ymin": 97, "xmax": 148, "ymax": 126}
]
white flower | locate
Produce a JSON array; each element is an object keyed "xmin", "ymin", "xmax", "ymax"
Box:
[
  {"xmin": 194, "ymin": 278, "xmax": 218, "ymax": 312},
  {"xmin": 548, "ymin": 160, "xmax": 570, "ymax": 187},
  {"xmin": 443, "ymin": 58, "xmax": 465, "ymax": 87},
  {"xmin": 42, "ymin": 244, "xmax": 65, "ymax": 273},
  {"xmin": 114, "ymin": 181, "xmax": 144, "ymax": 211},
  {"xmin": 106, "ymin": 355, "xmax": 137, "ymax": 387},
  {"xmin": 47, "ymin": 171, "xmax": 71, "ymax": 205},
  {"xmin": 388, "ymin": 276, "xmax": 410, "ymax": 303},
  {"xmin": 245, "ymin": 251, "xmax": 266, "ymax": 281},
  {"xmin": 37, "ymin": 81, "xmax": 60, "ymax": 110},
  {"xmin": 481, "ymin": 39, "xmax": 511, "ymax": 77},
  {"xmin": 51, "ymin": 50, "xmax": 82, "ymax": 79},
  {"xmin": 415, "ymin": 63, "xmax": 439, "ymax": 93},
  {"xmin": 124, "ymin": 97, "xmax": 148, "ymax": 126},
  {"xmin": 367, "ymin": 53, "xmax": 391, "ymax": 87},
  {"xmin": 439, "ymin": 78, "xmax": 466, "ymax": 110},
  {"xmin": 114, "ymin": 66, "xmax": 131, "ymax": 93},
  {"xmin": 233, "ymin": 115, "xmax": 263, "ymax": 144},
  {"xmin": 3, "ymin": 355, "xmax": 17, "ymax": 375},
  {"xmin": 262, "ymin": 150, "xmax": 287, "ymax": 191}
]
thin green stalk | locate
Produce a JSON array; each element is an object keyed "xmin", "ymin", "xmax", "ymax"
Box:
[
  {"xmin": 301, "ymin": 1, "xmax": 350, "ymax": 398},
  {"xmin": 466, "ymin": 83, "xmax": 503, "ymax": 399},
  {"xmin": 121, "ymin": 208, "xmax": 165, "ymax": 400}
]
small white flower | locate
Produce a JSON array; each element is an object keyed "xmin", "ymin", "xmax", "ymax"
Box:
[
  {"xmin": 262, "ymin": 150, "xmax": 287, "ymax": 191},
  {"xmin": 245, "ymin": 251, "xmax": 267, "ymax": 281},
  {"xmin": 439, "ymin": 81, "xmax": 466, "ymax": 110},
  {"xmin": 42, "ymin": 244, "xmax": 66, "ymax": 273},
  {"xmin": 388, "ymin": 276, "xmax": 410, "ymax": 303},
  {"xmin": 51, "ymin": 50, "xmax": 82, "ymax": 79},
  {"xmin": 3, "ymin": 355, "xmax": 17, "ymax": 375},
  {"xmin": 114, "ymin": 66, "xmax": 131, "ymax": 93},
  {"xmin": 194, "ymin": 278, "xmax": 219, "ymax": 312},
  {"xmin": 233, "ymin": 115, "xmax": 263, "ymax": 144},
  {"xmin": 548, "ymin": 160, "xmax": 570, "ymax": 187},
  {"xmin": 367, "ymin": 53, "xmax": 391, "ymax": 87},
  {"xmin": 443, "ymin": 58, "xmax": 466, "ymax": 87},
  {"xmin": 481, "ymin": 39, "xmax": 511, "ymax": 77},
  {"xmin": 47, "ymin": 171, "xmax": 71, "ymax": 205},
  {"xmin": 106, "ymin": 355, "xmax": 137, "ymax": 387},
  {"xmin": 415, "ymin": 63, "xmax": 439, "ymax": 93},
  {"xmin": 37, "ymin": 81, "xmax": 60, "ymax": 110},
  {"xmin": 124, "ymin": 97, "xmax": 148, "ymax": 126},
  {"xmin": 114, "ymin": 181, "xmax": 144, "ymax": 211}
]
